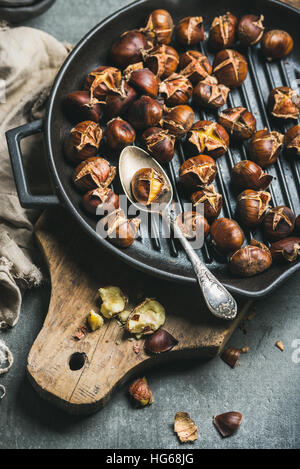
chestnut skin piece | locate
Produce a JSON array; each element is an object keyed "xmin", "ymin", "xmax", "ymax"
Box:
[
  {"xmin": 176, "ymin": 211, "xmax": 210, "ymax": 240},
  {"xmin": 127, "ymin": 95, "xmax": 163, "ymax": 130},
  {"xmin": 238, "ymin": 15, "xmax": 265, "ymax": 46},
  {"xmin": 104, "ymin": 117, "xmax": 136, "ymax": 150},
  {"xmin": 145, "ymin": 329, "xmax": 178, "ymax": 354},
  {"xmin": 159, "ymin": 73, "xmax": 193, "ymax": 107},
  {"xmin": 82, "ymin": 187, "xmax": 119, "ymax": 215},
  {"xmin": 218, "ymin": 107, "xmax": 256, "ymax": 140},
  {"xmin": 211, "ymin": 218, "xmax": 245, "ymax": 255},
  {"xmin": 193, "ymin": 75, "xmax": 230, "ymax": 110},
  {"xmin": 264, "ymin": 206, "xmax": 296, "ymax": 241},
  {"xmin": 214, "ymin": 412, "xmax": 242, "ymax": 438},
  {"xmin": 100, "ymin": 209, "xmax": 140, "ymax": 249},
  {"xmin": 161, "ymin": 105, "xmax": 195, "ymax": 138},
  {"xmin": 73, "ymin": 157, "xmax": 116, "ymax": 193},
  {"xmin": 179, "ymin": 155, "xmax": 218, "ymax": 191},
  {"xmin": 179, "ymin": 50, "xmax": 212, "ymax": 85},
  {"xmin": 105, "ymin": 81, "xmax": 137, "ymax": 120},
  {"xmin": 143, "ymin": 44, "xmax": 179, "ymax": 79},
  {"xmin": 270, "ymin": 237, "xmax": 300, "ymax": 263},
  {"xmin": 131, "ymin": 168, "xmax": 168, "ymax": 206},
  {"xmin": 84, "ymin": 66, "xmax": 123, "ymax": 101},
  {"xmin": 213, "ymin": 49, "xmax": 248, "ymax": 88},
  {"xmin": 231, "ymin": 160, "xmax": 273, "ymax": 192},
  {"xmin": 236, "ymin": 189, "xmax": 271, "ymax": 229},
  {"xmin": 110, "ymin": 30, "xmax": 151, "ymax": 69},
  {"xmin": 64, "ymin": 91, "xmax": 103, "ymax": 123},
  {"xmin": 261, "ymin": 29, "xmax": 294, "ymax": 61},
  {"xmin": 209, "ymin": 12, "xmax": 238, "ymax": 50},
  {"xmin": 186, "ymin": 120, "xmax": 229, "ymax": 159},
  {"xmin": 249, "ymin": 129, "xmax": 284, "ymax": 168},
  {"xmin": 141, "ymin": 127, "xmax": 175, "ymax": 163},
  {"xmin": 268, "ymin": 86, "xmax": 300, "ymax": 120},
  {"xmin": 175, "ymin": 16, "xmax": 205, "ymax": 46},
  {"xmin": 126, "ymin": 67, "xmax": 160, "ymax": 98},
  {"xmin": 142, "ymin": 9, "xmax": 174, "ymax": 45},
  {"xmin": 229, "ymin": 240, "xmax": 272, "ymax": 277},
  {"xmin": 191, "ymin": 185, "xmax": 223, "ymax": 222},
  {"xmin": 64, "ymin": 121, "xmax": 102, "ymax": 164},
  {"xmin": 284, "ymin": 125, "xmax": 300, "ymax": 157}
]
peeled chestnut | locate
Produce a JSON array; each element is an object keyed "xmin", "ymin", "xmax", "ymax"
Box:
[
  {"xmin": 218, "ymin": 107, "xmax": 256, "ymax": 140},
  {"xmin": 186, "ymin": 120, "xmax": 229, "ymax": 159},
  {"xmin": 64, "ymin": 91, "xmax": 103, "ymax": 123},
  {"xmin": 236, "ymin": 189, "xmax": 271, "ymax": 229},
  {"xmin": 64, "ymin": 121, "xmax": 102, "ymax": 163},
  {"xmin": 209, "ymin": 12, "xmax": 238, "ymax": 50},
  {"xmin": 100, "ymin": 209, "xmax": 140, "ymax": 248},
  {"xmin": 268, "ymin": 86, "xmax": 300, "ymax": 120},
  {"xmin": 179, "ymin": 50, "xmax": 212, "ymax": 85},
  {"xmin": 213, "ymin": 49, "xmax": 248, "ymax": 88},
  {"xmin": 141, "ymin": 127, "xmax": 175, "ymax": 163},
  {"xmin": 193, "ymin": 76, "xmax": 230, "ymax": 110},
  {"xmin": 105, "ymin": 81, "xmax": 137, "ymax": 120},
  {"xmin": 82, "ymin": 187, "xmax": 119, "ymax": 215},
  {"xmin": 264, "ymin": 206, "xmax": 295, "ymax": 241},
  {"xmin": 142, "ymin": 9, "xmax": 174, "ymax": 45},
  {"xmin": 261, "ymin": 29, "xmax": 294, "ymax": 61},
  {"xmin": 176, "ymin": 211, "xmax": 210, "ymax": 240},
  {"xmin": 270, "ymin": 237, "xmax": 300, "ymax": 263},
  {"xmin": 249, "ymin": 129, "xmax": 284, "ymax": 167},
  {"xmin": 104, "ymin": 117, "xmax": 136, "ymax": 150},
  {"xmin": 161, "ymin": 104, "xmax": 195, "ymax": 138},
  {"xmin": 85, "ymin": 66, "xmax": 123, "ymax": 101},
  {"xmin": 127, "ymin": 95, "xmax": 163, "ymax": 130},
  {"xmin": 229, "ymin": 239, "xmax": 272, "ymax": 277},
  {"xmin": 125, "ymin": 66, "xmax": 160, "ymax": 97},
  {"xmin": 159, "ymin": 73, "xmax": 193, "ymax": 106},
  {"xmin": 175, "ymin": 16, "xmax": 205, "ymax": 46},
  {"xmin": 110, "ymin": 30, "xmax": 150, "ymax": 69},
  {"xmin": 238, "ymin": 15, "xmax": 264, "ymax": 46},
  {"xmin": 284, "ymin": 125, "xmax": 300, "ymax": 157},
  {"xmin": 131, "ymin": 168, "xmax": 168, "ymax": 206},
  {"xmin": 143, "ymin": 44, "xmax": 179, "ymax": 79},
  {"xmin": 231, "ymin": 160, "xmax": 273, "ymax": 191},
  {"xmin": 179, "ymin": 155, "xmax": 218, "ymax": 191},
  {"xmin": 211, "ymin": 218, "xmax": 245, "ymax": 255},
  {"xmin": 191, "ymin": 185, "xmax": 223, "ymax": 222},
  {"xmin": 73, "ymin": 157, "xmax": 116, "ymax": 192}
]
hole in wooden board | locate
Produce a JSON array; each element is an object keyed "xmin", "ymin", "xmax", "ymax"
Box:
[{"xmin": 69, "ymin": 352, "xmax": 87, "ymax": 371}]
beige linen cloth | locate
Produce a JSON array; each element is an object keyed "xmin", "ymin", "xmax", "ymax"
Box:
[{"xmin": 0, "ymin": 21, "xmax": 71, "ymax": 388}]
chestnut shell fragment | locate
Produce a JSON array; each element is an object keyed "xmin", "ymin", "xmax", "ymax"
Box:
[
  {"xmin": 229, "ymin": 239, "xmax": 272, "ymax": 277},
  {"xmin": 145, "ymin": 329, "xmax": 178, "ymax": 354},
  {"xmin": 214, "ymin": 412, "xmax": 242, "ymax": 438}
]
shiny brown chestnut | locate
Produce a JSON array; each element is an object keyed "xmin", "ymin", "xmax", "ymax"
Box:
[
  {"xmin": 161, "ymin": 104, "xmax": 195, "ymax": 138},
  {"xmin": 231, "ymin": 160, "xmax": 273, "ymax": 191},
  {"xmin": 110, "ymin": 30, "xmax": 151, "ymax": 69},
  {"xmin": 210, "ymin": 218, "xmax": 245, "ymax": 255},
  {"xmin": 100, "ymin": 209, "xmax": 141, "ymax": 249},
  {"xmin": 145, "ymin": 329, "xmax": 178, "ymax": 354},
  {"xmin": 218, "ymin": 107, "xmax": 256, "ymax": 140},
  {"xmin": 213, "ymin": 49, "xmax": 248, "ymax": 88},
  {"xmin": 238, "ymin": 14, "xmax": 265, "ymax": 46},
  {"xmin": 179, "ymin": 155, "xmax": 218, "ymax": 191},
  {"xmin": 142, "ymin": 9, "xmax": 174, "ymax": 45},
  {"xmin": 125, "ymin": 67, "xmax": 160, "ymax": 97},
  {"xmin": 236, "ymin": 190, "xmax": 271, "ymax": 229},
  {"xmin": 159, "ymin": 73, "xmax": 193, "ymax": 106},
  {"xmin": 64, "ymin": 91, "xmax": 103, "ymax": 123},
  {"xmin": 191, "ymin": 185, "xmax": 223, "ymax": 222},
  {"xmin": 209, "ymin": 12, "xmax": 238, "ymax": 50},
  {"xmin": 264, "ymin": 206, "xmax": 296, "ymax": 241},
  {"xmin": 73, "ymin": 157, "xmax": 116, "ymax": 192},
  {"xmin": 104, "ymin": 117, "xmax": 136, "ymax": 150},
  {"xmin": 64, "ymin": 121, "xmax": 102, "ymax": 164},
  {"xmin": 284, "ymin": 125, "xmax": 300, "ymax": 157},
  {"xmin": 268, "ymin": 86, "xmax": 300, "ymax": 120},
  {"xmin": 176, "ymin": 211, "xmax": 210, "ymax": 240},
  {"xmin": 249, "ymin": 129, "xmax": 284, "ymax": 167},
  {"xmin": 175, "ymin": 16, "xmax": 205, "ymax": 46},
  {"xmin": 105, "ymin": 81, "xmax": 137, "ymax": 120},
  {"xmin": 261, "ymin": 29, "xmax": 294, "ymax": 61},
  {"xmin": 84, "ymin": 66, "xmax": 123, "ymax": 101},
  {"xmin": 143, "ymin": 44, "xmax": 179, "ymax": 79},
  {"xmin": 179, "ymin": 50, "xmax": 212, "ymax": 85},
  {"xmin": 186, "ymin": 120, "xmax": 229, "ymax": 159},
  {"xmin": 214, "ymin": 412, "xmax": 242, "ymax": 438},
  {"xmin": 193, "ymin": 76, "xmax": 230, "ymax": 110},
  {"xmin": 82, "ymin": 187, "xmax": 119, "ymax": 215},
  {"xmin": 270, "ymin": 237, "xmax": 300, "ymax": 263},
  {"xmin": 141, "ymin": 127, "xmax": 175, "ymax": 163},
  {"xmin": 131, "ymin": 168, "xmax": 168, "ymax": 206},
  {"xmin": 127, "ymin": 95, "xmax": 163, "ymax": 130}
]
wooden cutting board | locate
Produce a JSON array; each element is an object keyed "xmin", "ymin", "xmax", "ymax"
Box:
[{"xmin": 27, "ymin": 208, "xmax": 251, "ymax": 415}]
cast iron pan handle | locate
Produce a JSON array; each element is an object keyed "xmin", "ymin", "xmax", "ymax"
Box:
[{"xmin": 6, "ymin": 119, "xmax": 60, "ymax": 208}]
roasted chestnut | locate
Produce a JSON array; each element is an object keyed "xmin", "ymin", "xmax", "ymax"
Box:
[
  {"xmin": 209, "ymin": 12, "xmax": 238, "ymax": 50},
  {"xmin": 191, "ymin": 185, "xmax": 223, "ymax": 222},
  {"xmin": 104, "ymin": 117, "xmax": 136, "ymax": 150},
  {"xmin": 261, "ymin": 29, "xmax": 294, "ymax": 61},
  {"xmin": 231, "ymin": 160, "xmax": 273, "ymax": 191},
  {"xmin": 284, "ymin": 124, "xmax": 300, "ymax": 157},
  {"xmin": 64, "ymin": 121, "xmax": 102, "ymax": 163},
  {"xmin": 85, "ymin": 66, "xmax": 123, "ymax": 101},
  {"xmin": 142, "ymin": 9, "xmax": 174, "ymax": 45},
  {"xmin": 268, "ymin": 86, "xmax": 300, "ymax": 120},
  {"xmin": 82, "ymin": 187, "xmax": 119, "ymax": 215},
  {"xmin": 125, "ymin": 66, "xmax": 160, "ymax": 97},
  {"xmin": 143, "ymin": 44, "xmax": 179, "ymax": 79},
  {"xmin": 73, "ymin": 157, "xmax": 116, "ymax": 192},
  {"xmin": 193, "ymin": 76, "xmax": 230, "ymax": 110},
  {"xmin": 64, "ymin": 91, "xmax": 103, "ymax": 123},
  {"xmin": 229, "ymin": 239, "xmax": 272, "ymax": 277},
  {"xmin": 161, "ymin": 104, "xmax": 195, "ymax": 138},
  {"xmin": 249, "ymin": 129, "xmax": 284, "ymax": 167},
  {"xmin": 110, "ymin": 30, "xmax": 150, "ymax": 69},
  {"xmin": 127, "ymin": 95, "xmax": 163, "ymax": 130},
  {"xmin": 131, "ymin": 168, "xmax": 168, "ymax": 206},
  {"xmin": 179, "ymin": 155, "xmax": 218, "ymax": 191},
  {"xmin": 210, "ymin": 218, "xmax": 245, "ymax": 255},
  {"xmin": 100, "ymin": 209, "xmax": 140, "ymax": 248},
  {"xmin": 175, "ymin": 16, "xmax": 205, "ymax": 46},
  {"xmin": 105, "ymin": 81, "xmax": 137, "ymax": 119},
  {"xmin": 159, "ymin": 73, "xmax": 193, "ymax": 106},
  {"xmin": 270, "ymin": 237, "xmax": 300, "ymax": 262},
  {"xmin": 141, "ymin": 127, "xmax": 175, "ymax": 163},
  {"xmin": 264, "ymin": 206, "xmax": 295, "ymax": 241},
  {"xmin": 99, "ymin": 285, "xmax": 128, "ymax": 319},
  {"xmin": 238, "ymin": 14, "xmax": 264, "ymax": 46},
  {"xmin": 213, "ymin": 49, "xmax": 248, "ymax": 88},
  {"xmin": 176, "ymin": 211, "xmax": 210, "ymax": 240},
  {"xmin": 218, "ymin": 107, "xmax": 256, "ymax": 140},
  {"xmin": 236, "ymin": 189, "xmax": 271, "ymax": 229},
  {"xmin": 186, "ymin": 120, "xmax": 229, "ymax": 159},
  {"xmin": 179, "ymin": 50, "xmax": 212, "ymax": 85},
  {"xmin": 127, "ymin": 298, "xmax": 166, "ymax": 336}
]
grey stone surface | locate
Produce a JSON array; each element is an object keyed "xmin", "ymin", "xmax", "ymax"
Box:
[{"xmin": 0, "ymin": 0, "xmax": 299, "ymax": 450}]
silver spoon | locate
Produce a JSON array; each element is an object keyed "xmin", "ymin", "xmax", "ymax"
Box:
[{"xmin": 119, "ymin": 146, "xmax": 237, "ymax": 320}]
